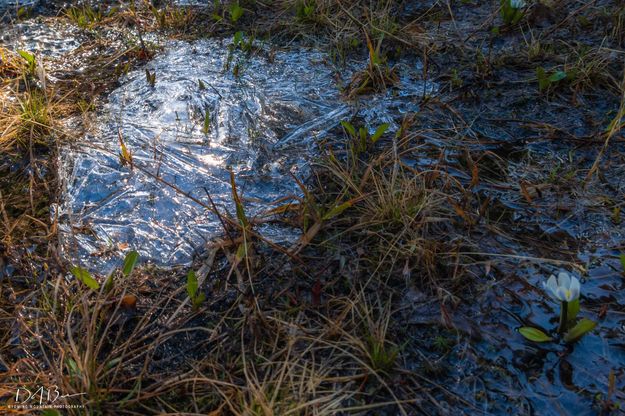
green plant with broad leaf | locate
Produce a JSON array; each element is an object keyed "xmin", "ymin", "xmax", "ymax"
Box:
[
  {"xmin": 71, "ymin": 266, "xmax": 100, "ymax": 290},
  {"xmin": 186, "ymin": 270, "xmax": 206, "ymax": 310},
  {"xmin": 72, "ymin": 250, "xmax": 140, "ymax": 293},
  {"xmin": 17, "ymin": 50, "xmax": 36, "ymax": 76},
  {"xmin": 520, "ymin": 272, "xmax": 597, "ymax": 343},
  {"xmin": 103, "ymin": 250, "xmax": 139, "ymax": 292},
  {"xmin": 536, "ymin": 67, "xmax": 569, "ymax": 92}
]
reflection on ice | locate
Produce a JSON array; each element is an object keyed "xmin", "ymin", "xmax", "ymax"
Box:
[
  {"xmin": 0, "ymin": 19, "xmax": 81, "ymax": 57},
  {"xmin": 58, "ymin": 38, "xmax": 434, "ymax": 267}
]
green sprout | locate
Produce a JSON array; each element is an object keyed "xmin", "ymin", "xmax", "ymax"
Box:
[
  {"xmin": 145, "ymin": 69, "xmax": 156, "ymax": 87},
  {"xmin": 500, "ymin": 0, "xmax": 526, "ymax": 26},
  {"xmin": 536, "ymin": 67, "xmax": 569, "ymax": 92},
  {"xmin": 186, "ymin": 270, "xmax": 206, "ymax": 310},
  {"xmin": 229, "ymin": 2, "xmax": 244, "ymax": 23},
  {"xmin": 17, "ymin": 50, "xmax": 36, "ymax": 76},
  {"xmin": 71, "ymin": 250, "xmax": 140, "ymax": 293},
  {"xmin": 296, "ymin": 1, "xmax": 316, "ymax": 22},
  {"xmin": 202, "ymin": 108, "xmax": 211, "ymax": 135},
  {"xmin": 70, "ymin": 266, "xmax": 100, "ymax": 291},
  {"xmin": 340, "ymin": 120, "xmax": 389, "ymax": 155}
]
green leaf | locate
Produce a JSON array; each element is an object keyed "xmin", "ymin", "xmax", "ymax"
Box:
[
  {"xmin": 501, "ymin": 0, "xmax": 513, "ymax": 23},
  {"xmin": 187, "ymin": 270, "xmax": 198, "ymax": 299},
  {"xmin": 229, "ymin": 170, "xmax": 248, "ymax": 228},
  {"xmin": 370, "ymin": 123, "xmax": 389, "ymax": 143},
  {"xmin": 105, "ymin": 357, "xmax": 122, "ymax": 370},
  {"xmin": 565, "ymin": 68, "xmax": 578, "ymax": 81},
  {"xmin": 122, "ymin": 250, "xmax": 139, "ymax": 277},
  {"xmin": 511, "ymin": 9, "xmax": 524, "ymax": 24},
  {"xmin": 567, "ymin": 299, "xmax": 580, "ymax": 322},
  {"xmin": 192, "ymin": 292, "xmax": 206, "ymax": 309},
  {"xmin": 536, "ymin": 67, "xmax": 549, "ymax": 91},
  {"xmin": 230, "ymin": 3, "xmax": 244, "ymax": 22},
  {"xmin": 359, "ymin": 127, "xmax": 367, "ymax": 141},
  {"xmin": 235, "ymin": 199, "xmax": 247, "ymax": 227},
  {"xmin": 145, "ymin": 69, "xmax": 156, "ymax": 87},
  {"xmin": 235, "ymin": 241, "xmax": 250, "ymax": 261},
  {"xmin": 17, "ymin": 7, "xmax": 29, "ymax": 19},
  {"xmin": 322, "ymin": 200, "xmax": 353, "ymax": 221},
  {"xmin": 519, "ymin": 327, "xmax": 552, "ymax": 342},
  {"xmin": 67, "ymin": 358, "xmax": 79, "ymax": 376},
  {"xmin": 202, "ymin": 108, "xmax": 211, "ymax": 135},
  {"xmin": 605, "ymin": 106, "xmax": 625, "ymax": 133},
  {"xmin": 619, "ymin": 253, "xmax": 625, "ymax": 272},
  {"xmin": 340, "ymin": 120, "xmax": 356, "ymax": 137},
  {"xmin": 233, "ymin": 30, "xmax": 244, "ymax": 45},
  {"xmin": 359, "ymin": 127, "xmax": 367, "ymax": 151},
  {"xmin": 71, "ymin": 266, "xmax": 100, "ymax": 290},
  {"xmin": 104, "ymin": 272, "xmax": 114, "ymax": 293},
  {"xmin": 18, "ymin": 49, "xmax": 35, "ymax": 66},
  {"xmin": 563, "ymin": 318, "xmax": 597, "ymax": 343},
  {"xmin": 42, "ymin": 409, "xmax": 61, "ymax": 416},
  {"xmin": 548, "ymin": 71, "xmax": 567, "ymax": 83}
]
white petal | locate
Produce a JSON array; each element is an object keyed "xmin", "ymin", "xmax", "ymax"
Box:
[
  {"xmin": 544, "ymin": 275, "xmax": 558, "ymax": 298},
  {"xmin": 557, "ymin": 272, "xmax": 570, "ymax": 289},
  {"xmin": 568, "ymin": 277, "xmax": 581, "ymax": 301}
]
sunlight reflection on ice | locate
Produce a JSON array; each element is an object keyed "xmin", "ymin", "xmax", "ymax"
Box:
[{"xmin": 57, "ymin": 38, "xmax": 435, "ymax": 267}]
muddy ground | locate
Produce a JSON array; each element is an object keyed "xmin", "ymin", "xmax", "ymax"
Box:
[{"xmin": 1, "ymin": 1, "xmax": 624, "ymax": 415}]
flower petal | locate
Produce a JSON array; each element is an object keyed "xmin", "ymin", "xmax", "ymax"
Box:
[
  {"xmin": 557, "ymin": 272, "xmax": 570, "ymax": 290},
  {"xmin": 568, "ymin": 277, "xmax": 581, "ymax": 301},
  {"xmin": 544, "ymin": 275, "xmax": 558, "ymax": 297}
]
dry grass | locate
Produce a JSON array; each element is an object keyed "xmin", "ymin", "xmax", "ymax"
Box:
[
  {"xmin": 0, "ymin": 254, "xmax": 450, "ymax": 414},
  {"xmin": 0, "ymin": 47, "xmax": 60, "ymax": 270},
  {"xmin": 1, "ymin": 0, "xmax": 624, "ymax": 414}
]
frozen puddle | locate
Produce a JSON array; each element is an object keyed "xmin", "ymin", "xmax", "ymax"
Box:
[
  {"xmin": 59, "ymin": 38, "xmax": 433, "ymax": 267},
  {"xmin": 0, "ymin": 0, "xmax": 36, "ymax": 14},
  {"xmin": 0, "ymin": 19, "xmax": 82, "ymax": 58}
]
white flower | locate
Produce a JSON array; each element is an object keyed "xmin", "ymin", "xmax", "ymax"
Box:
[
  {"xmin": 510, "ymin": 0, "xmax": 526, "ymax": 8},
  {"xmin": 543, "ymin": 272, "xmax": 580, "ymax": 302}
]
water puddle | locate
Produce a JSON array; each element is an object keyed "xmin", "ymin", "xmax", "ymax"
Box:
[
  {"xmin": 57, "ymin": 38, "xmax": 433, "ymax": 268},
  {"xmin": 397, "ymin": 128, "xmax": 625, "ymax": 413}
]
